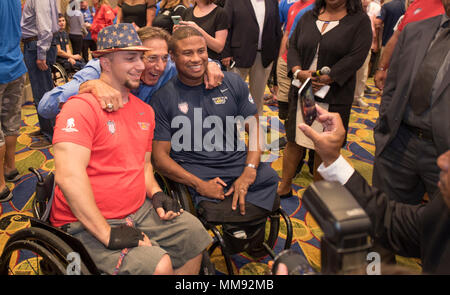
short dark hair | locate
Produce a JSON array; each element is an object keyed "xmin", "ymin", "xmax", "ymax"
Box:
[
  {"xmin": 169, "ymin": 26, "xmax": 204, "ymax": 53},
  {"xmin": 312, "ymin": 0, "xmax": 363, "ymax": 17},
  {"xmin": 58, "ymin": 13, "xmax": 64, "ymax": 19}
]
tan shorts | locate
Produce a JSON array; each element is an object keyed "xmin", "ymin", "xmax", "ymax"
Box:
[
  {"xmin": 65, "ymin": 199, "xmax": 213, "ymax": 274},
  {"xmin": 0, "ymin": 75, "xmax": 25, "ymax": 145}
]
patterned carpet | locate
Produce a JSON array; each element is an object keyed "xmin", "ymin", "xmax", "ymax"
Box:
[{"xmin": 0, "ymin": 79, "xmax": 421, "ymax": 275}]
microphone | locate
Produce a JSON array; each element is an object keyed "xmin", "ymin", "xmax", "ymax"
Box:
[{"xmin": 312, "ymin": 66, "xmax": 331, "ymax": 77}]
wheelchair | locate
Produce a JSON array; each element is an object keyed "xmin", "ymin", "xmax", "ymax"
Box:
[
  {"xmin": 0, "ymin": 168, "xmax": 100, "ymax": 275},
  {"xmin": 0, "ymin": 168, "xmax": 216, "ymax": 275},
  {"xmin": 154, "ymin": 172, "xmax": 294, "ymax": 275},
  {"xmin": 51, "ymin": 62, "xmax": 70, "ymax": 87},
  {"xmin": 52, "ymin": 57, "xmax": 86, "ymax": 87}
]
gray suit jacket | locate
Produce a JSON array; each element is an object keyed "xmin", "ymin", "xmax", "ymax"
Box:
[{"xmin": 374, "ymin": 15, "xmax": 450, "ymax": 157}]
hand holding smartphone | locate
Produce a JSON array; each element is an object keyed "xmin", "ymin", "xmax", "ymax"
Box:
[
  {"xmin": 171, "ymin": 15, "xmax": 182, "ymax": 25},
  {"xmin": 298, "ymin": 78, "xmax": 317, "ymax": 126}
]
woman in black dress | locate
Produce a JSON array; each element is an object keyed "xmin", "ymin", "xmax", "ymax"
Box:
[
  {"xmin": 117, "ymin": 0, "xmax": 157, "ymax": 28},
  {"xmin": 277, "ymin": 0, "xmax": 372, "ymax": 197}
]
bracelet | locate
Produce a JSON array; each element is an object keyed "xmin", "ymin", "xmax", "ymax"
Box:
[
  {"xmin": 293, "ymin": 69, "xmax": 302, "ymax": 79},
  {"xmin": 246, "ymin": 163, "xmax": 257, "ymax": 169},
  {"xmin": 377, "ymin": 67, "xmax": 387, "ymax": 71}
]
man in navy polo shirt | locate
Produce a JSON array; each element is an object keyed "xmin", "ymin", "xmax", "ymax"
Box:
[{"xmin": 151, "ymin": 26, "xmax": 278, "ymax": 217}]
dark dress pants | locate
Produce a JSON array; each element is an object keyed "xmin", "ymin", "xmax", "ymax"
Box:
[
  {"xmin": 23, "ymin": 40, "xmax": 57, "ymax": 142},
  {"xmin": 372, "ymin": 124, "xmax": 441, "ymax": 205}
]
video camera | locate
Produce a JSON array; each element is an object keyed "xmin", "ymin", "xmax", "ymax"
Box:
[{"xmin": 273, "ymin": 181, "xmax": 372, "ymax": 274}]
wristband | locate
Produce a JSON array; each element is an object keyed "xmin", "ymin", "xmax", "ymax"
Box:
[
  {"xmin": 107, "ymin": 224, "xmax": 143, "ymax": 250},
  {"xmin": 293, "ymin": 69, "xmax": 302, "ymax": 79},
  {"xmin": 377, "ymin": 67, "xmax": 387, "ymax": 71}
]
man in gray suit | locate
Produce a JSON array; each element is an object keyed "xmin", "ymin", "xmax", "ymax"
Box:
[{"xmin": 372, "ymin": 0, "xmax": 450, "ymax": 205}]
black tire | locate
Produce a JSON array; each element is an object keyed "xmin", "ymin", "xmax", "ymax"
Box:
[
  {"xmin": 52, "ymin": 63, "xmax": 69, "ymax": 86},
  {"xmin": 0, "ymin": 227, "xmax": 90, "ymax": 275},
  {"xmin": 0, "ymin": 240, "xmax": 66, "ymax": 275}
]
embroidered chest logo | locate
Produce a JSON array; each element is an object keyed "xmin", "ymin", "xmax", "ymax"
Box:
[
  {"xmin": 178, "ymin": 102, "xmax": 189, "ymax": 114},
  {"xmin": 138, "ymin": 122, "xmax": 150, "ymax": 130},
  {"xmin": 62, "ymin": 118, "xmax": 79, "ymax": 132},
  {"xmin": 107, "ymin": 120, "xmax": 116, "ymax": 134},
  {"xmin": 212, "ymin": 96, "xmax": 228, "ymax": 105}
]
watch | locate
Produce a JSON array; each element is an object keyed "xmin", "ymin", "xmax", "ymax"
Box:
[
  {"xmin": 246, "ymin": 163, "xmax": 257, "ymax": 169},
  {"xmin": 293, "ymin": 69, "xmax": 302, "ymax": 79},
  {"xmin": 377, "ymin": 67, "xmax": 387, "ymax": 71}
]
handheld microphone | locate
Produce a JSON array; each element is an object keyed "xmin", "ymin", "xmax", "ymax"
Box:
[{"xmin": 312, "ymin": 66, "xmax": 331, "ymax": 77}]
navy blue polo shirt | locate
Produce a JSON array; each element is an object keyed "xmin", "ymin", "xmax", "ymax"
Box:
[
  {"xmin": 56, "ymin": 30, "xmax": 70, "ymax": 52},
  {"xmin": 378, "ymin": 0, "xmax": 405, "ymax": 46},
  {"xmin": 151, "ymin": 72, "xmax": 257, "ymax": 179}
]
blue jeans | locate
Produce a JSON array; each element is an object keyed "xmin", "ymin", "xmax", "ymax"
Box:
[{"xmin": 23, "ymin": 41, "xmax": 57, "ymax": 142}]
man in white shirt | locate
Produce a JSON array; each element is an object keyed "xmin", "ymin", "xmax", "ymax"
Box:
[{"xmin": 222, "ymin": 0, "xmax": 281, "ymax": 116}]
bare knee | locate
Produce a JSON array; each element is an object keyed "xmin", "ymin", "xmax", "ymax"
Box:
[{"xmin": 153, "ymin": 254, "xmax": 174, "ymax": 275}]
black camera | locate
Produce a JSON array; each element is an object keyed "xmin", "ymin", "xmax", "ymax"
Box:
[
  {"xmin": 273, "ymin": 181, "xmax": 372, "ymax": 274},
  {"xmin": 303, "ymin": 181, "xmax": 372, "ymax": 274}
]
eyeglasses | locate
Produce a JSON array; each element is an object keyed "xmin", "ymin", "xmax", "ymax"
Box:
[{"xmin": 142, "ymin": 55, "xmax": 169, "ymax": 64}]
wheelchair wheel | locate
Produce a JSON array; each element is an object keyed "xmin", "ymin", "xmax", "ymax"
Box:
[
  {"xmin": 52, "ymin": 63, "xmax": 69, "ymax": 86},
  {"xmin": 0, "ymin": 227, "xmax": 90, "ymax": 275}
]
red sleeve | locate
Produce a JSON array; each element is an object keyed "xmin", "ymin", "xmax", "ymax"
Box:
[
  {"xmin": 91, "ymin": 5, "xmax": 115, "ymax": 34},
  {"xmin": 104, "ymin": 5, "xmax": 116, "ymax": 23},
  {"xmin": 90, "ymin": 5, "xmax": 104, "ymax": 34},
  {"xmin": 53, "ymin": 97, "xmax": 98, "ymax": 150}
]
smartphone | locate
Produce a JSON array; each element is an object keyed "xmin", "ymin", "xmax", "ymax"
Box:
[
  {"xmin": 171, "ymin": 15, "xmax": 182, "ymax": 25},
  {"xmin": 298, "ymin": 78, "xmax": 317, "ymax": 126}
]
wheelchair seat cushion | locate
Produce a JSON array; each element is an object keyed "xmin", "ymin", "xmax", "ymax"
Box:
[{"xmin": 196, "ymin": 194, "xmax": 280, "ymax": 224}]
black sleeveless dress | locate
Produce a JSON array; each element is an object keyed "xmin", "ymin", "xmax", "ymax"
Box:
[{"xmin": 121, "ymin": 2, "xmax": 147, "ymax": 27}]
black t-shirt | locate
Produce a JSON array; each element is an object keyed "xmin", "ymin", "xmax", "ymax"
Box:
[
  {"xmin": 119, "ymin": 1, "xmax": 149, "ymax": 28},
  {"xmin": 152, "ymin": 4, "xmax": 186, "ymax": 34},
  {"xmin": 182, "ymin": 6, "xmax": 229, "ymax": 61}
]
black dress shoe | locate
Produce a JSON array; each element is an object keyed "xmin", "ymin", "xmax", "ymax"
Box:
[
  {"xmin": 4, "ymin": 169, "xmax": 21, "ymax": 182},
  {"xmin": 0, "ymin": 186, "xmax": 13, "ymax": 203},
  {"xmin": 279, "ymin": 191, "xmax": 293, "ymax": 199},
  {"xmin": 28, "ymin": 130, "xmax": 43, "ymax": 137}
]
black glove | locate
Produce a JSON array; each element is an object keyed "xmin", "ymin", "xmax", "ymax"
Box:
[
  {"xmin": 151, "ymin": 191, "xmax": 181, "ymax": 213},
  {"xmin": 107, "ymin": 224, "xmax": 144, "ymax": 250}
]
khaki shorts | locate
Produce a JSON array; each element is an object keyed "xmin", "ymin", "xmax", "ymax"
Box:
[
  {"xmin": 0, "ymin": 75, "xmax": 25, "ymax": 145},
  {"xmin": 65, "ymin": 199, "xmax": 213, "ymax": 274}
]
